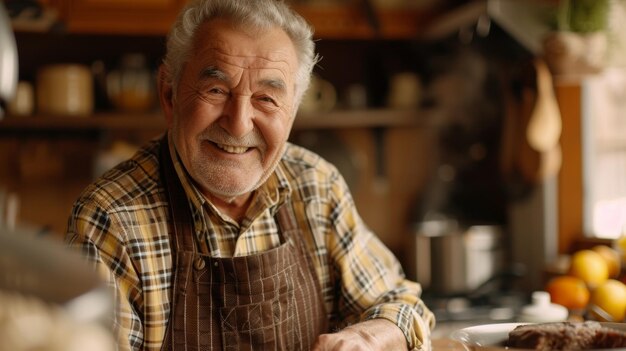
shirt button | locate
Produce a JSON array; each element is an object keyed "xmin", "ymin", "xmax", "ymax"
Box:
[{"xmin": 194, "ymin": 257, "xmax": 206, "ymax": 270}]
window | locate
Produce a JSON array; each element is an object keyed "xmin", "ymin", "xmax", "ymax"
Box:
[{"xmin": 582, "ymin": 68, "xmax": 626, "ymax": 238}]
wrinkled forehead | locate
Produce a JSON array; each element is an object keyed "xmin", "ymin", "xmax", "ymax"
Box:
[{"xmin": 193, "ymin": 19, "xmax": 298, "ymax": 77}]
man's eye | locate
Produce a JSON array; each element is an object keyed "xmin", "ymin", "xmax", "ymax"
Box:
[
  {"xmin": 258, "ymin": 96, "xmax": 277, "ymax": 105},
  {"xmin": 209, "ymin": 88, "xmax": 226, "ymax": 94}
]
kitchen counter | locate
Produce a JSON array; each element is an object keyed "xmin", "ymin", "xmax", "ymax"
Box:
[
  {"xmin": 432, "ymin": 338, "xmax": 468, "ymax": 350},
  {"xmin": 431, "ymin": 321, "xmax": 482, "ymax": 350},
  {"xmin": 430, "ymin": 319, "xmax": 516, "ymax": 350}
]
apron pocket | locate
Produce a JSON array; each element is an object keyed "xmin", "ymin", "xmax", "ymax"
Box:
[
  {"xmin": 220, "ymin": 295, "xmax": 296, "ymax": 351},
  {"xmin": 197, "ymin": 263, "xmax": 296, "ymax": 304}
]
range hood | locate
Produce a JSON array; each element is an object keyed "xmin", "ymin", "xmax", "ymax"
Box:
[
  {"xmin": 418, "ymin": 0, "xmax": 564, "ymax": 293},
  {"xmin": 422, "ymin": 0, "xmax": 556, "ymax": 54}
]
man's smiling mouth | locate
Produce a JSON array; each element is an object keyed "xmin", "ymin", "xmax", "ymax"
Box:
[{"xmin": 215, "ymin": 142, "xmax": 250, "ymax": 154}]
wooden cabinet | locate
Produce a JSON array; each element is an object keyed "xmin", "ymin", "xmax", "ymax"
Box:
[
  {"xmin": 42, "ymin": 1, "xmax": 441, "ymax": 38},
  {"xmin": 291, "ymin": 4, "xmax": 439, "ymax": 39},
  {"xmin": 49, "ymin": 0, "xmax": 187, "ymax": 35}
]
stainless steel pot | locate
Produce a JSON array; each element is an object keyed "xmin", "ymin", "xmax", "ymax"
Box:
[{"xmin": 411, "ymin": 219, "xmax": 504, "ymax": 296}]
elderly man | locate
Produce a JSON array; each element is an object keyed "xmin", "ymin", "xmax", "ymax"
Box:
[{"xmin": 65, "ymin": 0, "xmax": 434, "ymax": 350}]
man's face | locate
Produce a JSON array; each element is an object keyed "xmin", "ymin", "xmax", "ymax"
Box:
[{"xmin": 163, "ymin": 19, "xmax": 299, "ymax": 202}]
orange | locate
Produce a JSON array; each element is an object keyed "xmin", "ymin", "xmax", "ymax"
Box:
[
  {"xmin": 592, "ymin": 245, "xmax": 622, "ymax": 278},
  {"xmin": 590, "ymin": 279, "xmax": 626, "ymax": 322},
  {"xmin": 545, "ymin": 275, "xmax": 590, "ymax": 310},
  {"xmin": 569, "ymin": 249, "xmax": 609, "ymax": 289}
]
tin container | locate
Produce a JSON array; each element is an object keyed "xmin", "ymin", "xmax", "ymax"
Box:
[{"xmin": 37, "ymin": 64, "xmax": 93, "ymax": 116}]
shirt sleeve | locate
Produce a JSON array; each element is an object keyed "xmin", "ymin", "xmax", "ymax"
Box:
[
  {"xmin": 326, "ymin": 175, "xmax": 436, "ymax": 350},
  {"xmin": 65, "ymin": 199, "xmax": 143, "ymax": 351}
]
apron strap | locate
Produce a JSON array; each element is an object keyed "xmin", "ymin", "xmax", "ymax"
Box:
[
  {"xmin": 274, "ymin": 200, "xmax": 328, "ymax": 328},
  {"xmin": 159, "ymin": 136, "xmax": 197, "ymax": 254},
  {"xmin": 274, "ymin": 201, "xmax": 298, "ymax": 242}
]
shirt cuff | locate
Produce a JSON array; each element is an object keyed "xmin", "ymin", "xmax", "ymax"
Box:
[{"xmin": 362, "ymin": 303, "xmax": 433, "ymax": 350}]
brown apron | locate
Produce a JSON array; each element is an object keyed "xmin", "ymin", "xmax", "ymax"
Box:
[{"xmin": 159, "ymin": 138, "xmax": 328, "ymax": 350}]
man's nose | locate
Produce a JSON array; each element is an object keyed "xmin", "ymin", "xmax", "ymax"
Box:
[{"xmin": 220, "ymin": 95, "xmax": 254, "ymax": 138}]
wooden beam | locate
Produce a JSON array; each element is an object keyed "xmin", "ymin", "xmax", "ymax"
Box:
[{"xmin": 555, "ymin": 81, "xmax": 583, "ymax": 253}]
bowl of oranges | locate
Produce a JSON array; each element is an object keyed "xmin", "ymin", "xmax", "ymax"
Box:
[{"xmin": 545, "ymin": 244, "xmax": 626, "ymax": 322}]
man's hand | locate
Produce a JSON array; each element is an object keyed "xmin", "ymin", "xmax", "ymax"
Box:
[{"xmin": 311, "ymin": 319, "xmax": 408, "ymax": 351}]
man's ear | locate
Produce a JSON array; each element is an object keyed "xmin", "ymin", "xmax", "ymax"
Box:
[{"xmin": 157, "ymin": 65, "xmax": 175, "ymax": 128}]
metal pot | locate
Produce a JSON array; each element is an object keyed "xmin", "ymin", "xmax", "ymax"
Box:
[{"xmin": 411, "ymin": 219, "xmax": 504, "ymax": 296}]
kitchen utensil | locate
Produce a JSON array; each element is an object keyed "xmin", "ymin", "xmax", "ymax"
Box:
[
  {"xmin": 526, "ymin": 59, "xmax": 562, "ymax": 153},
  {"xmin": 589, "ymin": 303, "xmax": 618, "ymax": 323},
  {"xmin": 412, "ymin": 219, "xmax": 504, "ymax": 295},
  {"xmin": 37, "ymin": 64, "xmax": 93, "ymax": 116}
]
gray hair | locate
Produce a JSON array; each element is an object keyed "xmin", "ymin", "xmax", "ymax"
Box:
[{"xmin": 162, "ymin": 0, "xmax": 319, "ymax": 107}]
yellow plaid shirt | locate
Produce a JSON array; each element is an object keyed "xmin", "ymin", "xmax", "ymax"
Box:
[{"xmin": 65, "ymin": 133, "xmax": 435, "ymax": 351}]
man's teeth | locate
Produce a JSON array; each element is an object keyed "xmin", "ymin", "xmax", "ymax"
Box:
[{"xmin": 216, "ymin": 143, "xmax": 248, "ymax": 154}]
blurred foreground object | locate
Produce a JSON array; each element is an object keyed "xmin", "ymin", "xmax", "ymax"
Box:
[
  {"xmin": 0, "ymin": 228, "xmax": 114, "ymax": 351},
  {"xmin": 0, "ymin": 290, "xmax": 114, "ymax": 351}
]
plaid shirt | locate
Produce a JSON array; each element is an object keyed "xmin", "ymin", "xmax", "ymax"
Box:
[{"xmin": 65, "ymin": 133, "xmax": 435, "ymax": 351}]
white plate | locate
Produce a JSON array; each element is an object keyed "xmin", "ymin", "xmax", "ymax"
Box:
[
  {"xmin": 450, "ymin": 322, "xmax": 626, "ymax": 350},
  {"xmin": 450, "ymin": 323, "xmax": 528, "ymax": 348}
]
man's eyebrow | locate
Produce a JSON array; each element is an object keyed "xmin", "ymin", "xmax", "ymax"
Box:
[
  {"xmin": 259, "ymin": 78, "xmax": 286, "ymax": 92},
  {"xmin": 199, "ymin": 66, "xmax": 230, "ymax": 83},
  {"xmin": 199, "ymin": 66, "xmax": 286, "ymax": 93}
]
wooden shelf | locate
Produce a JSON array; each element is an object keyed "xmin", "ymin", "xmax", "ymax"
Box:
[
  {"xmin": 294, "ymin": 108, "xmax": 428, "ymax": 129},
  {"xmin": 0, "ymin": 109, "xmax": 431, "ymax": 132},
  {"xmin": 0, "ymin": 113, "xmax": 167, "ymax": 131}
]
